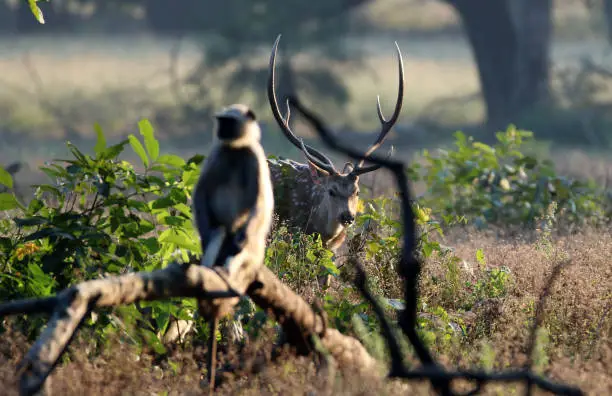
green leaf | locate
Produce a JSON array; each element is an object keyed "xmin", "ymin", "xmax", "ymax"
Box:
[
  {"xmin": 159, "ymin": 229, "xmax": 200, "ymax": 252},
  {"xmin": 139, "ymin": 328, "xmax": 167, "ymax": 355},
  {"xmin": 186, "ymin": 154, "xmax": 205, "ymax": 166},
  {"xmin": 27, "ymin": 198, "xmax": 44, "ymax": 214},
  {"xmin": 473, "ymin": 142, "xmax": 495, "ymax": 155},
  {"xmin": 151, "ymin": 196, "xmax": 175, "ymax": 210},
  {"xmin": 0, "ymin": 193, "xmax": 19, "ymax": 211},
  {"xmin": 15, "ymin": 216, "xmax": 49, "ymax": 227},
  {"xmin": 103, "ymin": 139, "xmax": 129, "ymax": 159},
  {"xmin": 141, "ymin": 237, "xmax": 161, "ymax": 254},
  {"xmin": 28, "ymin": 0, "xmax": 45, "ymax": 24},
  {"xmin": 128, "ymin": 135, "xmax": 149, "ymax": 168},
  {"xmin": 66, "ymin": 142, "xmax": 89, "ymax": 164},
  {"xmin": 138, "ymin": 119, "xmax": 159, "ymax": 161},
  {"xmin": 163, "ymin": 216, "xmax": 186, "ymax": 226},
  {"xmin": 0, "ymin": 167, "xmax": 13, "ymax": 188},
  {"xmin": 93, "ymin": 123, "xmax": 107, "ymax": 156},
  {"xmin": 157, "ymin": 154, "xmax": 186, "ymax": 168}
]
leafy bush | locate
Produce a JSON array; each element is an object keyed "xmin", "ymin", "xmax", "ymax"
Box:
[
  {"xmin": 414, "ymin": 125, "xmax": 611, "ymax": 228},
  {"xmin": 0, "ymin": 120, "xmax": 605, "ymax": 370},
  {"xmin": 0, "ymin": 121, "xmax": 203, "ymax": 352}
]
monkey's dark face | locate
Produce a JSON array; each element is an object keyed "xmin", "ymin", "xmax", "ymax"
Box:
[
  {"xmin": 214, "ymin": 104, "xmax": 260, "ymax": 143},
  {"xmin": 216, "ymin": 117, "xmax": 248, "ymax": 140}
]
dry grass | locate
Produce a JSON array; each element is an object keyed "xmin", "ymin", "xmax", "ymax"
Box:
[{"xmin": 0, "ymin": 227, "xmax": 610, "ymax": 395}]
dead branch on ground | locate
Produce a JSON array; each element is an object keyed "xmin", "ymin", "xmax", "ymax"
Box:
[{"xmin": 0, "ymin": 257, "xmax": 379, "ymax": 396}]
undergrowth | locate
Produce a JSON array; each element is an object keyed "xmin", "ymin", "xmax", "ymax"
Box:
[{"xmin": 0, "ymin": 121, "xmax": 610, "ymax": 394}]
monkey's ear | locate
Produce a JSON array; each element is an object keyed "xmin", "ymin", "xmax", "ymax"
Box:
[
  {"xmin": 245, "ymin": 109, "xmax": 257, "ymax": 121},
  {"xmin": 306, "ymin": 160, "xmax": 328, "ymax": 185}
]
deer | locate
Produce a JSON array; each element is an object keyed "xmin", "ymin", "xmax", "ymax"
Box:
[{"xmin": 265, "ymin": 34, "xmax": 405, "ymax": 284}]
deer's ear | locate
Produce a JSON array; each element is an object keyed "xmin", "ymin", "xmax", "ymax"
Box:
[
  {"xmin": 307, "ymin": 160, "xmax": 328, "ymax": 184},
  {"xmin": 342, "ymin": 162, "xmax": 355, "ymax": 174}
]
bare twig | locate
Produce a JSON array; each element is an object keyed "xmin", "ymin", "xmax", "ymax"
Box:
[
  {"xmin": 168, "ymin": 34, "xmax": 188, "ymax": 110},
  {"xmin": 21, "ymin": 52, "xmax": 80, "ymax": 139},
  {"xmin": 287, "ymin": 95, "xmax": 584, "ymax": 396}
]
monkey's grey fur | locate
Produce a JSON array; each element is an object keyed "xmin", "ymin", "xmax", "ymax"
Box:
[
  {"xmin": 193, "ymin": 104, "xmax": 274, "ymax": 276},
  {"xmin": 192, "ymin": 103, "xmax": 274, "ymax": 392}
]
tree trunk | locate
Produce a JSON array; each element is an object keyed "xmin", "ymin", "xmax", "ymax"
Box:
[{"xmin": 446, "ymin": 0, "xmax": 552, "ymax": 129}]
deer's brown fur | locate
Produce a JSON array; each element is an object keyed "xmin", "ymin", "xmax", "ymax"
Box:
[
  {"xmin": 268, "ymin": 158, "xmax": 359, "ymax": 251},
  {"xmin": 266, "ymin": 35, "xmax": 405, "ymax": 258}
]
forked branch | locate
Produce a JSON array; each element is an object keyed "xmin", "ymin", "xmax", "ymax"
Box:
[
  {"xmin": 1, "ymin": 263, "xmax": 379, "ymax": 396},
  {"xmin": 287, "ymin": 95, "xmax": 584, "ymax": 396}
]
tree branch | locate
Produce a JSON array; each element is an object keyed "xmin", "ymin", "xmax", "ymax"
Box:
[
  {"xmin": 287, "ymin": 95, "xmax": 584, "ymax": 396},
  {"xmin": 1, "ymin": 261, "xmax": 382, "ymax": 395}
]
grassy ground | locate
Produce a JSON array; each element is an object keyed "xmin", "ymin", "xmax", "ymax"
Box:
[{"xmin": 0, "ymin": 228, "xmax": 610, "ymax": 395}]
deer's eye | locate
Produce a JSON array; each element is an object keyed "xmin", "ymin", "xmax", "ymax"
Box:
[{"xmin": 328, "ymin": 189, "xmax": 337, "ymax": 197}]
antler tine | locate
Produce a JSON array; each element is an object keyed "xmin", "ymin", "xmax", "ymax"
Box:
[
  {"xmin": 352, "ymin": 145, "xmax": 395, "ymax": 176},
  {"xmin": 297, "ymin": 137, "xmax": 331, "ymax": 173},
  {"xmin": 268, "ymin": 34, "xmax": 339, "ymax": 175},
  {"xmin": 353, "ymin": 41, "xmax": 405, "ymax": 172}
]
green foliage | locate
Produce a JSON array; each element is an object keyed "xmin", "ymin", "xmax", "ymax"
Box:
[
  {"xmin": 265, "ymin": 223, "xmax": 337, "ymax": 294},
  {"xmin": 354, "ymin": 193, "xmax": 466, "ymax": 299},
  {"xmin": 1, "ymin": 120, "xmax": 605, "ymax": 368},
  {"xmin": 0, "ymin": 120, "xmax": 203, "ymax": 351},
  {"xmin": 28, "ymin": 0, "xmax": 48, "ymax": 24},
  {"xmin": 414, "ymin": 125, "xmax": 611, "ymax": 228}
]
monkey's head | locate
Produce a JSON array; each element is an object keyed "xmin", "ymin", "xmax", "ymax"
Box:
[{"xmin": 214, "ymin": 104, "xmax": 261, "ymax": 146}]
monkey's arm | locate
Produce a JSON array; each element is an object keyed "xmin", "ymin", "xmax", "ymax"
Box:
[
  {"xmin": 230, "ymin": 151, "xmax": 263, "ymax": 247},
  {"xmin": 192, "ymin": 162, "xmax": 225, "ymax": 268},
  {"xmin": 194, "ymin": 195, "xmax": 229, "ymax": 269}
]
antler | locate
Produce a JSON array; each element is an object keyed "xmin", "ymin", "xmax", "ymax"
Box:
[
  {"xmin": 267, "ymin": 34, "xmax": 340, "ymax": 175},
  {"xmin": 350, "ymin": 41, "xmax": 405, "ymax": 176}
]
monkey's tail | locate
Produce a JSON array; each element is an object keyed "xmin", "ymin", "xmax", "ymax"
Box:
[{"xmin": 207, "ymin": 316, "xmax": 219, "ymax": 394}]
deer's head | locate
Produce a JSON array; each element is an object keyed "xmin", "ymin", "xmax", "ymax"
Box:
[{"xmin": 267, "ymin": 35, "xmax": 405, "ymax": 240}]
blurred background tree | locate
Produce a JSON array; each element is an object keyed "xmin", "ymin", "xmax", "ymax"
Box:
[
  {"xmin": 149, "ymin": 0, "xmax": 372, "ymax": 134},
  {"xmin": 443, "ymin": 0, "xmax": 552, "ymax": 130},
  {"xmin": 2, "ymin": 0, "xmax": 612, "ymax": 152}
]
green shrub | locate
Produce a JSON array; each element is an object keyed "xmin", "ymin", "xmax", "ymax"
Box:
[
  {"xmin": 1, "ymin": 120, "xmax": 601, "ymax": 364},
  {"xmin": 0, "ymin": 120, "xmax": 202, "ymax": 352},
  {"xmin": 414, "ymin": 125, "xmax": 611, "ymax": 228}
]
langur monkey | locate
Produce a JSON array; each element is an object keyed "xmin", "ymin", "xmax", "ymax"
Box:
[{"xmin": 192, "ymin": 103, "xmax": 274, "ymax": 392}]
